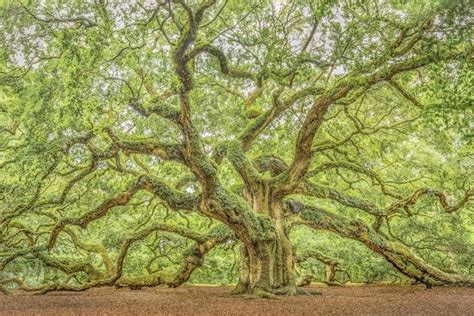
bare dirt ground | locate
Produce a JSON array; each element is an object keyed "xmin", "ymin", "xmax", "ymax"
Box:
[{"xmin": 1, "ymin": 284, "xmax": 473, "ymax": 316}]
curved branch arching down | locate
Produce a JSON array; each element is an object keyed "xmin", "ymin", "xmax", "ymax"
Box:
[
  {"xmin": 1, "ymin": 223, "xmax": 232, "ymax": 294},
  {"xmin": 296, "ymin": 203, "xmax": 474, "ymax": 287},
  {"xmin": 115, "ymin": 224, "xmax": 233, "ymax": 289}
]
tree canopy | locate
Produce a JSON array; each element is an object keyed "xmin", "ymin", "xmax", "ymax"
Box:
[{"xmin": 0, "ymin": 0, "xmax": 473, "ymax": 296}]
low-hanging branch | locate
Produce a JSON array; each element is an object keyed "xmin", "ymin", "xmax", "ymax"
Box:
[{"xmin": 296, "ymin": 203, "xmax": 474, "ymax": 287}]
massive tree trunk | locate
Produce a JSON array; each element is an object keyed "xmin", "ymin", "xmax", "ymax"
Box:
[
  {"xmin": 230, "ymin": 190, "xmax": 297, "ymax": 296},
  {"xmin": 233, "ymin": 234, "xmax": 295, "ymax": 295}
]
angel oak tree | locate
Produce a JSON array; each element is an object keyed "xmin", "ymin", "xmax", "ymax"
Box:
[{"xmin": 0, "ymin": 0, "xmax": 473, "ymax": 297}]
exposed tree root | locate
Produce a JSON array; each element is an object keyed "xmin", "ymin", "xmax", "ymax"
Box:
[
  {"xmin": 274, "ymin": 286, "xmax": 322, "ymax": 296},
  {"xmin": 230, "ymin": 282, "xmax": 249, "ymax": 295},
  {"xmin": 251, "ymin": 288, "xmax": 278, "ymax": 299},
  {"xmin": 233, "ymin": 285, "xmax": 322, "ymax": 299}
]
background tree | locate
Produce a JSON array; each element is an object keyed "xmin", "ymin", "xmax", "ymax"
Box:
[{"xmin": 0, "ymin": 0, "xmax": 472, "ymax": 297}]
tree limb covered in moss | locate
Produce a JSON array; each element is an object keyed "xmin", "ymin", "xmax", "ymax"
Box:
[{"xmin": 297, "ymin": 203, "xmax": 474, "ymax": 287}]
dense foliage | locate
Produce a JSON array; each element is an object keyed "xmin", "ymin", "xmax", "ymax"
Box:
[{"xmin": 0, "ymin": 0, "xmax": 472, "ymax": 296}]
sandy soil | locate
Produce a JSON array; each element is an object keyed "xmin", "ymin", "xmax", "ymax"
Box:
[{"xmin": 0, "ymin": 284, "xmax": 472, "ymax": 315}]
